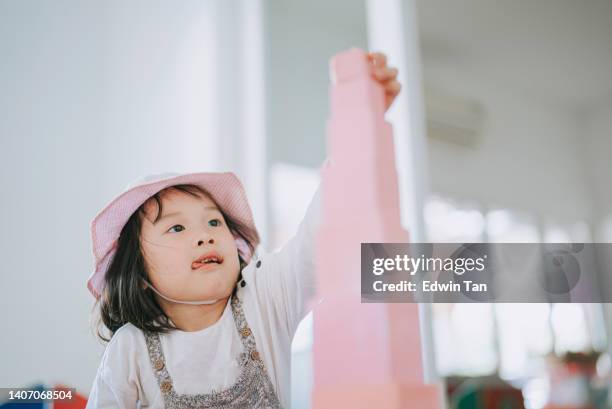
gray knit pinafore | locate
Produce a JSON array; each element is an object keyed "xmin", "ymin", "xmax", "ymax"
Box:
[{"xmin": 143, "ymin": 294, "xmax": 283, "ymax": 408}]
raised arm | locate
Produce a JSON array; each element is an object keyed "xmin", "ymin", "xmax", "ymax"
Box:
[{"xmin": 255, "ymin": 164, "xmax": 324, "ymax": 339}]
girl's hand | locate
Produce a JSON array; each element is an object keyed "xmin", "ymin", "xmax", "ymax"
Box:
[{"xmin": 367, "ymin": 51, "xmax": 401, "ymax": 111}]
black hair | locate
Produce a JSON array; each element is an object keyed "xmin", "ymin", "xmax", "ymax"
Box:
[{"xmin": 91, "ymin": 184, "xmax": 259, "ymax": 343}]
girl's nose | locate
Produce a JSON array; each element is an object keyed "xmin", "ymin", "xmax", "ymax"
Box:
[{"xmin": 197, "ymin": 237, "xmax": 215, "ymax": 246}]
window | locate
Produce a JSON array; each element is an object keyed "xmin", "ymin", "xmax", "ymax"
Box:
[
  {"xmin": 426, "ymin": 194, "xmax": 606, "ymax": 383},
  {"xmin": 425, "ymin": 196, "xmax": 498, "ymax": 376}
]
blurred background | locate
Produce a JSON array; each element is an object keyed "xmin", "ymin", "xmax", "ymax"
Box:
[{"xmin": 1, "ymin": 1, "xmax": 612, "ymax": 408}]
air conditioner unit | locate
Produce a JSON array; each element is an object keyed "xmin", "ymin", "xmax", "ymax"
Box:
[{"xmin": 424, "ymin": 85, "xmax": 486, "ymax": 147}]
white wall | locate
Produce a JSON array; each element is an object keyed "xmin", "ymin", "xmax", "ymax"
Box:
[{"xmin": 0, "ymin": 0, "xmax": 220, "ymax": 394}]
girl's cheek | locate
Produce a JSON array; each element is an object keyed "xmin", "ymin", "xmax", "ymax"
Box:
[
  {"xmin": 143, "ymin": 245, "xmax": 182, "ymax": 275},
  {"xmin": 158, "ymin": 253, "xmax": 186, "ymax": 274}
]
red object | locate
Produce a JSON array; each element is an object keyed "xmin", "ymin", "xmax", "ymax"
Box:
[{"xmin": 52, "ymin": 385, "xmax": 87, "ymax": 409}]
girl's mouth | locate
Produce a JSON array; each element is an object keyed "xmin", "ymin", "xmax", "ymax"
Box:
[
  {"xmin": 191, "ymin": 253, "xmax": 224, "ymax": 270},
  {"xmin": 192, "ymin": 262, "xmax": 221, "ymax": 272}
]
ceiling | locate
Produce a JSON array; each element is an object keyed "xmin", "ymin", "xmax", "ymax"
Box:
[{"xmin": 416, "ymin": 0, "xmax": 612, "ymax": 110}]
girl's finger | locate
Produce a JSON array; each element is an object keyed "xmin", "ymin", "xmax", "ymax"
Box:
[
  {"xmin": 374, "ymin": 67, "xmax": 398, "ymax": 82},
  {"xmin": 368, "ymin": 52, "xmax": 387, "ymax": 68},
  {"xmin": 384, "ymin": 83, "xmax": 402, "ymax": 109},
  {"xmin": 385, "ymin": 81, "xmax": 401, "ymax": 96},
  {"xmin": 385, "ymin": 94, "xmax": 394, "ymax": 110}
]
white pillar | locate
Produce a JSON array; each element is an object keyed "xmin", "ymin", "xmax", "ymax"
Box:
[
  {"xmin": 239, "ymin": 0, "xmax": 268, "ymax": 246},
  {"xmin": 216, "ymin": 0, "xmax": 268, "ymax": 245},
  {"xmin": 365, "ymin": 0, "xmax": 438, "ymax": 385}
]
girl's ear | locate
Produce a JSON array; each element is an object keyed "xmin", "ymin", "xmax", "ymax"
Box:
[{"xmin": 234, "ymin": 236, "xmax": 252, "ymax": 262}]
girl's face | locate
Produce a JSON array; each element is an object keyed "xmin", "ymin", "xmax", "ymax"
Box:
[{"xmin": 139, "ymin": 189, "xmax": 240, "ymax": 303}]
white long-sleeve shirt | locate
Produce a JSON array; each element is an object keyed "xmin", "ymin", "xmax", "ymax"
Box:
[{"xmin": 86, "ymin": 186, "xmax": 321, "ymax": 409}]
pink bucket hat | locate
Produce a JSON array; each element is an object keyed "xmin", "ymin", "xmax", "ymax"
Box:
[{"xmin": 87, "ymin": 172, "xmax": 260, "ymax": 299}]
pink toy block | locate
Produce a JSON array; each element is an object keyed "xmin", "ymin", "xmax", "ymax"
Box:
[
  {"xmin": 313, "ymin": 295, "xmax": 425, "ymax": 385},
  {"xmin": 312, "ymin": 48, "xmax": 443, "ymax": 408},
  {"xmin": 313, "ymin": 383, "xmax": 442, "ymax": 409},
  {"xmin": 329, "ymin": 79, "xmax": 386, "ymax": 120},
  {"xmin": 330, "ymin": 48, "xmax": 374, "ymax": 84},
  {"xmin": 314, "ymin": 226, "xmax": 407, "ymax": 299}
]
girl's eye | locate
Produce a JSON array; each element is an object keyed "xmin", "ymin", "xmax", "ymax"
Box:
[
  {"xmin": 209, "ymin": 218, "xmax": 222, "ymax": 227},
  {"xmin": 168, "ymin": 224, "xmax": 185, "ymax": 233}
]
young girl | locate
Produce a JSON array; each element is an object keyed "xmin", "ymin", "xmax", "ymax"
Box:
[{"xmin": 86, "ymin": 51, "xmax": 401, "ymax": 409}]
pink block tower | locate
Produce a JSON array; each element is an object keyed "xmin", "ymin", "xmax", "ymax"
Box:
[{"xmin": 312, "ymin": 48, "xmax": 443, "ymax": 408}]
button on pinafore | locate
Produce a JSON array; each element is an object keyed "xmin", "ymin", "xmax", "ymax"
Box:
[{"xmin": 143, "ymin": 292, "xmax": 282, "ymax": 408}]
